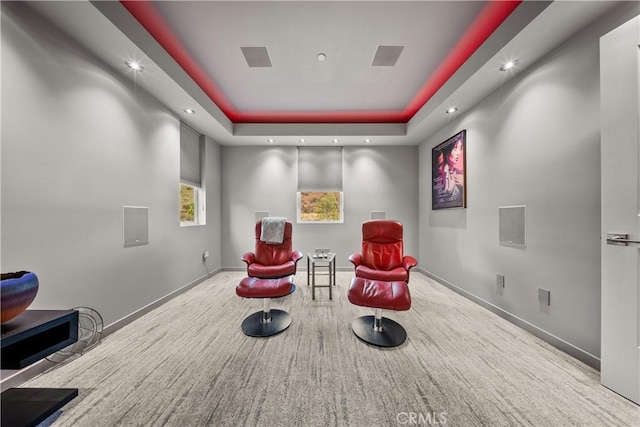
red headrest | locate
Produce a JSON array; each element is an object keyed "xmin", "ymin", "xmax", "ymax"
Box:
[{"xmin": 362, "ymin": 220, "xmax": 403, "ymax": 243}]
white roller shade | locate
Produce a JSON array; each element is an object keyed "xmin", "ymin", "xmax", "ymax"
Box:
[
  {"xmin": 180, "ymin": 123, "xmax": 202, "ymax": 186},
  {"xmin": 297, "ymin": 147, "xmax": 343, "ymax": 191}
]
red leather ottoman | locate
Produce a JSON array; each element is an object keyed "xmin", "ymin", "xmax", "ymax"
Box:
[
  {"xmin": 236, "ymin": 276, "xmax": 296, "ymax": 337},
  {"xmin": 347, "ymin": 277, "xmax": 411, "ymax": 347}
]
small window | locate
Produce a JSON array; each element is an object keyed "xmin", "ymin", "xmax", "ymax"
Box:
[
  {"xmin": 180, "ymin": 123, "xmax": 205, "ymax": 226},
  {"xmin": 297, "ymin": 147, "xmax": 343, "ymax": 224},
  {"xmin": 180, "ymin": 183, "xmax": 196, "ymax": 223},
  {"xmin": 297, "ymin": 191, "xmax": 343, "ymax": 223},
  {"xmin": 180, "ymin": 183, "xmax": 205, "ymax": 226}
]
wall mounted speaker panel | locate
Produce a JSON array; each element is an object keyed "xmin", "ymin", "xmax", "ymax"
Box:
[
  {"xmin": 370, "ymin": 211, "xmax": 386, "ymax": 220},
  {"xmin": 123, "ymin": 206, "xmax": 149, "ymax": 247},
  {"xmin": 499, "ymin": 205, "xmax": 526, "ymax": 248},
  {"xmin": 255, "ymin": 211, "xmax": 270, "ymax": 222}
]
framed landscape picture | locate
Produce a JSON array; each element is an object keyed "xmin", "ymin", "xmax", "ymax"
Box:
[{"xmin": 432, "ymin": 130, "xmax": 467, "ymax": 210}]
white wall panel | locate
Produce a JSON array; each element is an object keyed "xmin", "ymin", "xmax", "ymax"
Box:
[{"xmin": 600, "ymin": 14, "xmax": 640, "ymax": 404}]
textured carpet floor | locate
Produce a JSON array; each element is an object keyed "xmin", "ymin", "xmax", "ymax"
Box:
[{"xmin": 25, "ymin": 271, "xmax": 639, "ymax": 426}]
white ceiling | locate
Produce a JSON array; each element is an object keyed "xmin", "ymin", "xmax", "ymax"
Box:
[
  {"xmin": 152, "ymin": 1, "xmax": 488, "ymax": 112},
  {"xmin": 27, "ymin": 1, "xmax": 621, "ymax": 146}
]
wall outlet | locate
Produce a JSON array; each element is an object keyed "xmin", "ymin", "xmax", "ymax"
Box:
[
  {"xmin": 496, "ymin": 274, "xmax": 505, "ymax": 288},
  {"xmin": 203, "ymin": 251, "xmax": 209, "ymax": 260},
  {"xmin": 538, "ymin": 288, "xmax": 551, "ymax": 306}
]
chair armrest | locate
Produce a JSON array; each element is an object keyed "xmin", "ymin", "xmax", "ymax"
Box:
[
  {"xmin": 348, "ymin": 253, "xmax": 362, "ymax": 267},
  {"xmin": 403, "ymin": 255, "xmax": 418, "ymax": 271},
  {"xmin": 241, "ymin": 252, "xmax": 255, "ymax": 265},
  {"xmin": 291, "ymin": 250, "xmax": 303, "ymax": 264}
]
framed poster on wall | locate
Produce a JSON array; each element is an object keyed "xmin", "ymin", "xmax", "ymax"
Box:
[{"xmin": 432, "ymin": 130, "xmax": 467, "ymax": 210}]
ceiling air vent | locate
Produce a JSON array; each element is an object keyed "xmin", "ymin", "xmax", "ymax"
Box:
[
  {"xmin": 241, "ymin": 46, "xmax": 272, "ymax": 68},
  {"xmin": 371, "ymin": 45, "xmax": 404, "ymax": 67}
]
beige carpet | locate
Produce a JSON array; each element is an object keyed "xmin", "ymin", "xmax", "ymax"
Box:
[{"xmin": 25, "ymin": 271, "xmax": 638, "ymax": 426}]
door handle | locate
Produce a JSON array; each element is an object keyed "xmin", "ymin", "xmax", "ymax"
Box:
[{"xmin": 606, "ymin": 233, "xmax": 640, "ymax": 246}]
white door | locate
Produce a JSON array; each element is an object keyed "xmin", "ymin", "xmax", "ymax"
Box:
[{"xmin": 600, "ymin": 15, "xmax": 640, "ymax": 405}]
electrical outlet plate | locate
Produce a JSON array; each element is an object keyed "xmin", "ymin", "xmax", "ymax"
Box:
[
  {"xmin": 538, "ymin": 288, "xmax": 550, "ymax": 306},
  {"xmin": 496, "ymin": 274, "xmax": 505, "ymax": 288}
]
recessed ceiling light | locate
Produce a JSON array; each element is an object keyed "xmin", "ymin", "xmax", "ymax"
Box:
[
  {"xmin": 267, "ymin": 138, "xmax": 274, "ymax": 144},
  {"xmin": 183, "ymin": 108, "xmax": 195, "ymax": 114},
  {"xmin": 499, "ymin": 59, "xmax": 519, "ymax": 71},
  {"xmin": 364, "ymin": 138, "xmax": 371, "ymax": 144},
  {"xmin": 317, "ymin": 53, "xmax": 326, "ymax": 62},
  {"xmin": 332, "ymin": 138, "xmax": 339, "ymax": 144},
  {"xmin": 446, "ymin": 107, "xmax": 458, "ymax": 114},
  {"xmin": 299, "ymin": 138, "xmax": 306, "ymax": 143},
  {"xmin": 125, "ymin": 60, "xmax": 144, "ymax": 72}
]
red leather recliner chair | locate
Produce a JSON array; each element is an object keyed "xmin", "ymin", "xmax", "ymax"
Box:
[
  {"xmin": 348, "ymin": 220, "xmax": 417, "ymax": 283},
  {"xmin": 348, "ymin": 220, "xmax": 417, "ymax": 347},
  {"xmin": 242, "ymin": 220, "xmax": 303, "ymax": 279},
  {"xmin": 237, "ymin": 219, "xmax": 302, "ymax": 337}
]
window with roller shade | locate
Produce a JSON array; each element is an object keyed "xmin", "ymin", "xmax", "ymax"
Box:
[
  {"xmin": 180, "ymin": 123, "xmax": 205, "ymax": 226},
  {"xmin": 297, "ymin": 146, "xmax": 343, "ymax": 223}
]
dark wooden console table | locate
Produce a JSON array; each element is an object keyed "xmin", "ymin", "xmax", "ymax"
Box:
[{"xmin": 1, "ymin": 310, "xmax": 79, "ymax": 427}]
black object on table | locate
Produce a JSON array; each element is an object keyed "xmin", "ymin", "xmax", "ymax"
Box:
[
  {"xmin": 1, "ymin": 310, "xmax": 79, "ymax": 427},
  {"xmin": 1, "ymin": 387, "xmax": 78, "ymax": 427}
]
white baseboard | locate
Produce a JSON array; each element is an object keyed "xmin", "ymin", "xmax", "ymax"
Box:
[
  {"xmin": 103, "ymin": 269, "xmax": 221, "ymax": 337},
  {"xmin": 418, "ymin": 268, "xmax": 600, "ymax": 370}
]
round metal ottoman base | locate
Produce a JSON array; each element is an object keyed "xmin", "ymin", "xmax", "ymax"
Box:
[
  {"xmin": 351, "ymin": 315, "xmax": 407, "ymax": 347},
  {"xmin": 241, "ymin": 309, "xmax": 292, "ymax": 337}
]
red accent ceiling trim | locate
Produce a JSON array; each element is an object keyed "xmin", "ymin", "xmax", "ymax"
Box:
[
  {"xmin": 121, "ymin": 0, "xmax": 521, "ymax": 124},
  {"xmin": 405, "ymin": 0, "xmax": 521, "ymax": 118},
  {"xmin": 120, "ymin": 0, "xmax": 240, "ymax": 121}
]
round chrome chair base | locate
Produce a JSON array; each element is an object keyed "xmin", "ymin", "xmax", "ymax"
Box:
[
  {"xmin": 351, "ymin": 315, "xmax": 407, "ymax": 347},
  {"xmin": 241, "ymin": 309, "xmax": 292, "ymax": 337}
]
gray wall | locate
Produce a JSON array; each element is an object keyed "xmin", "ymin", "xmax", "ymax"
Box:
[
  {"xmin": 1, "ymin": 3, "xmax": 222, "ymax": 328},
  {"xmin": 419, "ymin": 3, "xmax": 640, "ymax": 366},
  {"xmin": 221, "ymin": 145, "xmax": 419, "ymax": 270}
]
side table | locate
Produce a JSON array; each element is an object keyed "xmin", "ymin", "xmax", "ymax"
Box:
[{"xmin": 307, "ymin": 253, "xmax": 336, "ymax": 300}]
